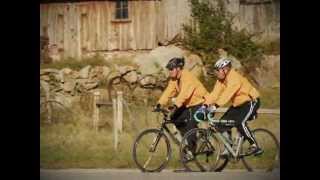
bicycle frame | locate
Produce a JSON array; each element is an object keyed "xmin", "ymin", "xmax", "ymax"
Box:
[
  {"xmin": 208, "ymin": 124, "xmax": 245, "ymax": 159},
  {"xmin": 148, "ymin": 109, "xmax": 181, "ymax": 152},
  {"xmin": 160, "ymin": 121, "xmax": 181, "ymax": 146}
]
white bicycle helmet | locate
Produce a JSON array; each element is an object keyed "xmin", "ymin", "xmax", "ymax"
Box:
[{"xmin": 214, "ymin": 58, "xmax": 231, "ymax": 69}]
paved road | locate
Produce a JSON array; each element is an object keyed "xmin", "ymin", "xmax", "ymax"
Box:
[{"xmin": 40, "ymin": 168, "xmax": 280, "ymax": 180}]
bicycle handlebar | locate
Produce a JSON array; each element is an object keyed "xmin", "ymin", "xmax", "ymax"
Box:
[{"xmin": 152, "ymin": 107, "xmax": 171, "ymax": 118}]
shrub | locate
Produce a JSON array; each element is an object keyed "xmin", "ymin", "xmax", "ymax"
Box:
[{"xmin": 182, "ymin": 0, "xmax": 263, "ymax": 71}]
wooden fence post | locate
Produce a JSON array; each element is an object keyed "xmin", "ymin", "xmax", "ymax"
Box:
[
  {"xmin": 112, "ymin": 98, "xmax": 118, "ymax": 151},
  {"xmin": 46, "ymin": 91, "xmax": 52, "ymax": 124},
  {"xmin": 144, "ymin": 98, "xmax": 148, "ymax": 126},
  {"xmin": 117, "ymin": 91, "xmax": 123, "ymax": 134},
  {"xmin": 93, "ymin": 91, "xmax": 100, "ymax": 131}
]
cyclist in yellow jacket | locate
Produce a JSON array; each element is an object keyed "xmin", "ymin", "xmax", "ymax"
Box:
[
  {"xmin": 201, "ymin": 58, "xmax": 262, "ymax": 157},
  {"xmin": 154, "ymin": 57, "xmax": 208, "ymax": 161}
]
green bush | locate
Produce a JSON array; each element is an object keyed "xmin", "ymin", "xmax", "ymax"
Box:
[{"xmin": 182, "ymin": 0, "xmax": 263, "ymax": 70}]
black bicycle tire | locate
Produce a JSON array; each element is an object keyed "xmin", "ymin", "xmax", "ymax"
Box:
[
  {"xmin": 132, "ymin": 129, "xmax": 172, "ymax": 172},
  {"xmin": 179, "ymin": 128, "xmax": 228, "ymax": 172},
  {"xmin": 241, "ymin": 128, "xmax": 280, "ymax": 172}
]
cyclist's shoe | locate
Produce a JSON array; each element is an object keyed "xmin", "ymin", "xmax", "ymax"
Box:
[
  {"xmin": 181, "ymin": 148, "xmax": 195, "ymax": 163},
  {"xmin": 219, "ymin": 149, "xmax": 230, "ymax": 159},
  {"xmin": 247, "ymin": 144, "xmax": 263, "ymax": 156}
]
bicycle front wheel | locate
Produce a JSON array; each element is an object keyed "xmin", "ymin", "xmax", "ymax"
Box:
[
  {"xmin": 132, "ymin": 129, "xmax": 171, "ymax": 172},
  {"xmin": 241, "ymin": 128, "xmax": 280, "ymax": 172},
  {"xmin": 180, "ymin": 128, "xmax": 227, "ymax": 172}
]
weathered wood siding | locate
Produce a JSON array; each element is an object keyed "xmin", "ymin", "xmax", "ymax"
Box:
[
  {"xmin": 226, "ymin": 0, "xmax": 280, "ymax": 40},
  {"xmin": 40, "ymin": 1, "xmax": 159, "ymax": 59},
  {"xmin": 157, "ymin": 0, "xmax": 191, "ymax": 42},
  {"xmin": 40, "ymin": 0, "xmax": 280, "ymax": 59}
]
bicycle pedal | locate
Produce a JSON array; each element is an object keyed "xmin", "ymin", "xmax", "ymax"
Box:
[{"xmin": 254, "ymin": 149, "xmax": 264, "ymax": 156}]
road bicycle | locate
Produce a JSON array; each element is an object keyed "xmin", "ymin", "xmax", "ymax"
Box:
[
  {"xmin": 132, "ymin": 108, "xmax": 205, "ymax": 172},
  {"xmin": 179, "ymin": 112, "xmax": 280, "ymax": 172}
]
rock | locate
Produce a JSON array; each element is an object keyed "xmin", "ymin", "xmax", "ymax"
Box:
[
  {"xmin": 71, "ymin": 71, "xmax": 80, "ymax": 79},
  {"xmin": 107, "ymin": 71, "xmax": 121, "ymax": 84},
  {"xmin": 63, "ymin": 80, "xmax": 76, "ymax": 92},
  {"xmin": 61, "ymin": 68, "xmax": 73, "ymax": 75},
  {"xmin": 40, "ymin": 80, "xmax": 50, "ymax": 94},
  {"xmin": 84, "ymin": 81, "xmax": 99, "ymax": 90},
  {"xmin": 184, "ymin": 54, "xmax": 204, "ymax": 78},
  {"xmin": 79, "ymin": 65, "xmax": 91, "ymax": 79},
  {"xmin": 74, "ymin": 80, "xmax": 87, "ymax": 93},
  {"xmin": 89, "ymin": 66, "xmax": 104, "ymax": 81},
  {"xmin": 53, "ymin": 71, "xmax": 64, "ymax": 83},
  {"xmin": 117, "ymin": 65, "xmax": 136, "ymax": 74},
  {"xmin": 133, "ymin": 53, "xmax": 159, "ymax": 75},
  {"xmin": 140, "ymin": 75, "xmax": 157, "ymax": 86},
  {"xmin": 123, "ymin": 70, "xmax": 138, "ymax": 83},
  {"xmin": 40, "ymin": 68, "xmax": 60, "ymax": 75},
  {"xmin": 40, "ymin": 75, "xmax": 50, "ymax": 81},
  {"xmin": 134, "ymin": 45, "xmax": 184, "ymax": 75}
]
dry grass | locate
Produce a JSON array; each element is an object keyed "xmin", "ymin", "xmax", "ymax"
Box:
[{"xmin": 40, "ymin": 99, "xmax": 279, "ymax": 170}]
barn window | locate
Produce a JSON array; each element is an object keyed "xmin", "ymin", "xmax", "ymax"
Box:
[{"xmin": 115, "ymin": 0, "xmax": 128, "ymax": 19}]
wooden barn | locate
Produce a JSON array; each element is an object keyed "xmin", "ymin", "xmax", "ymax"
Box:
[{"xmin": 40, "ymin": 0, "xmax": 280, "ymax": 60}]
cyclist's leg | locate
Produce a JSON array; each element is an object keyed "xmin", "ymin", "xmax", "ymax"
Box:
[
  {"xmin": 176, "ymin": 107, "xmax": 199, "ymax": 154},
  {"xmin": 220, "ymin": 107, "xmax": 237, "ymax": 142},
  {"xmin": 234, "ymin": 101, "xmax": 261, "ymax": 151},
  {"xmin": 218, "ymin": 107, "xmax": 238, "ymax": 157}
]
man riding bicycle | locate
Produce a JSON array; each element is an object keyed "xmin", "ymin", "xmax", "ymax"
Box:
[
  {"xmin": 197, "ymin": 58, "xmax": 262, "ymax": 158},
  {"xmin": 154, "ymin": 57, "xmax": 208, "ymax": 163}
]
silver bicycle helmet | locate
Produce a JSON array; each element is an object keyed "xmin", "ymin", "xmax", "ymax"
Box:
[{"xmin": 214, "ymin": 58, "xmax": 231, "ymax": 69}]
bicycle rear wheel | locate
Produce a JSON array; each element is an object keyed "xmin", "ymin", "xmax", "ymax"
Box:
[
  {"xmin": 132, "ymin": 129, "xmax": 171, "ymax": 172},
  {"xmin": 241, "ymin": 128, "xmax": 280, "ymax": 172},
  {"xmin": 180, "ymin": 128, "xmax": 227, "ymax": 172}
]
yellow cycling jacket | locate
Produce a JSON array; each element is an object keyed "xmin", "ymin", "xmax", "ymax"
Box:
[
  {"xmin": 204, "ymin": 68, "xmax": 260, "ymax": 107},
  {"xmin": 158, "ymin": 69, "xmax": 208, "ymax": 108}
]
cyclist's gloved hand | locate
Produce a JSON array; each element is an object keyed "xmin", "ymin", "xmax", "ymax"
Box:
[
  {"xmin": 168, "ymin": 104, "xmax": 178, "ymax": 120},
  {"xmin": 207, "ymin": 105, "xmax": 217, "ymax": 113},
  {"xmin": 153, "ymin": 103, "xmax": 162, "ymax": 112},
  {"xmin": 168, "ymin": 104, "xmax": 178, "ymax": 112},
  {"xmin": 207, "ymin": 104, "xmax": 217, "ymax": 120}
]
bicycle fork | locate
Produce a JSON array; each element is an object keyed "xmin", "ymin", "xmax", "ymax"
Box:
[
  {"xmin": 149, "ymin": 132, "xmax": 162, "ymax": 152},
  {"xmin": 143, "ymin": 132, "xmax": 163, "ymax": 169}
]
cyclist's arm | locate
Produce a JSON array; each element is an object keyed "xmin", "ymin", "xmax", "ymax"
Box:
[
  {"xmin": 215, "ymin": 76, "xmax": 241, "ymax": 107},
  {"xmin": 158, "ymin": 80, "xmax": 177, "ymax": 106},
  {"xmin": 174, "ymin": 78, "xmax": 196, "ymax": 108},
  {"xmin": 204, "ymin": 80, "xmax": 223, "ymax": 105}
]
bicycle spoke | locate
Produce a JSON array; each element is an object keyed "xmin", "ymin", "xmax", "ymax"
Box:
[
  {"xmin": 241, "ymin": 129, "xmax": 280, "ymax": 172},
  {"xmin": 133, "ymin": 129, "xmax": 171, "ymax": 172},
  {"xmin": 143, "ymin": 153, "xmax": 155, "ymax": 169},
  {"xmin": 180, "ymin": 128, "xmax": 226, "ymax": 172}
]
